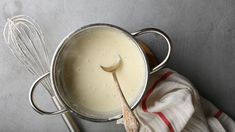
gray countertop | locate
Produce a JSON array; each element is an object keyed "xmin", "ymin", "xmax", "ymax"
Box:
[{"xmin": 0, "ymin": 0, "xmax": 234, "ymax": 131}]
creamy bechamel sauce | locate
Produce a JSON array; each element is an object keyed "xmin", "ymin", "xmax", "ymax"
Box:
[{"xmin": 60, "ymin": 26, "xmax": 147, "ymax": 117}]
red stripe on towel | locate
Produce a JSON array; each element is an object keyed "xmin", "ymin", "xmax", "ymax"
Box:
[
  {"xmin": 214, "ymin": 110, "xmax": 223, "ymax": 119},
  {"xmin": 141, "ymin": 71, "xmax": 174, "ymax": 132},
  {"xmin": 141, "ymin": 71, "xmax": 173, "ymax": 112},
  {"xmin": 154, "ymin": 112, "xmax": 175, "ymax": 132}
]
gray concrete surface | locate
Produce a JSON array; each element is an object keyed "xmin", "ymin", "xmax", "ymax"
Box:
[{"xmin": 0, "ymin": 0, "xmax": 234, "ymax": 131}]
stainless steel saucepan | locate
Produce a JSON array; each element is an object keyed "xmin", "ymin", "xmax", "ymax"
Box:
[{"xmin": 29, "ymin": 24, "xmax": 171, "ymax": 122}]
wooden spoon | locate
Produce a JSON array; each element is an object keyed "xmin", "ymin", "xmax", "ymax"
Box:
[{"xmin": 100, "ymin": 56, "xmax": 140, "ymax": 132}]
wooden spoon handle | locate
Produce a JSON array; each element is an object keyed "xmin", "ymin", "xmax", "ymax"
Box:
[{"xmin": 112, "ymin": 72, "xmax": 140, "ymax": 132}]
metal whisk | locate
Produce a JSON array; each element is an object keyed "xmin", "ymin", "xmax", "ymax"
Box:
[{"xmin": 3, "ymin": 15, "xmax": 80, "ymax": 132}]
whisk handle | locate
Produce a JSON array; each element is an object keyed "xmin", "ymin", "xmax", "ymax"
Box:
[
  {"xmin": 52, "ymin": 96, "xmax": 80, "ymax": 132},
  {"xmin": 29, "ymin": 72, "xmax": 67, "ymax": 115}
]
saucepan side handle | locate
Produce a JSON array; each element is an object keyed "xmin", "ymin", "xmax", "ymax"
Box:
[
  {"xmin": 131, "ymin": 28, "xmax": 171, "ymax": 74},
  {"xmin": 29, "ymin": 72, "xmax": 67, "ymax": 115}
]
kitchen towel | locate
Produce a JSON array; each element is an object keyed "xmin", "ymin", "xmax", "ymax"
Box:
[{"xmin": 117, "ymin": 68, "xmax": 235, "ymax": 132}]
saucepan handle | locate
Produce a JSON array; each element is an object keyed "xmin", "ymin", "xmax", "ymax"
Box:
[
  {"xmin": 29, "ymin": 72, "xmax": 80, "ymax": 132},
  {"xmin": 131, "ymin": 28, "xmax": 171, "ymax": 74},
  {"xmin": 29, "ymin": 72, "xmax": 67, "ymax": 115}
]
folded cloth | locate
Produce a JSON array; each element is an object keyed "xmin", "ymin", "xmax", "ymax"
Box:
[{"xmin": 117, "ymin": 68, "xmax": 235, "ymax": 132}]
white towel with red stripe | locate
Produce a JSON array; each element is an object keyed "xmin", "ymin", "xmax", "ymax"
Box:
[{"xmin": 117, "ymin": 68, "xmax": 235, "ymax": 132}]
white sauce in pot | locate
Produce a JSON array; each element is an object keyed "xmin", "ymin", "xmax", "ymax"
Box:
[{"xmin": 60, "ymin": 26, "xmax": 147, "ymax": 117}]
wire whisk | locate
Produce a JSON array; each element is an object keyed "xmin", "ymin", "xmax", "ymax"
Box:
[
  {"xmin": 3, "ymin": 15, "xmax": 79, "ymax": 132},
  {"xmin": 3, "ymin": 15, "xmax": 53, "ymax": 95}
]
